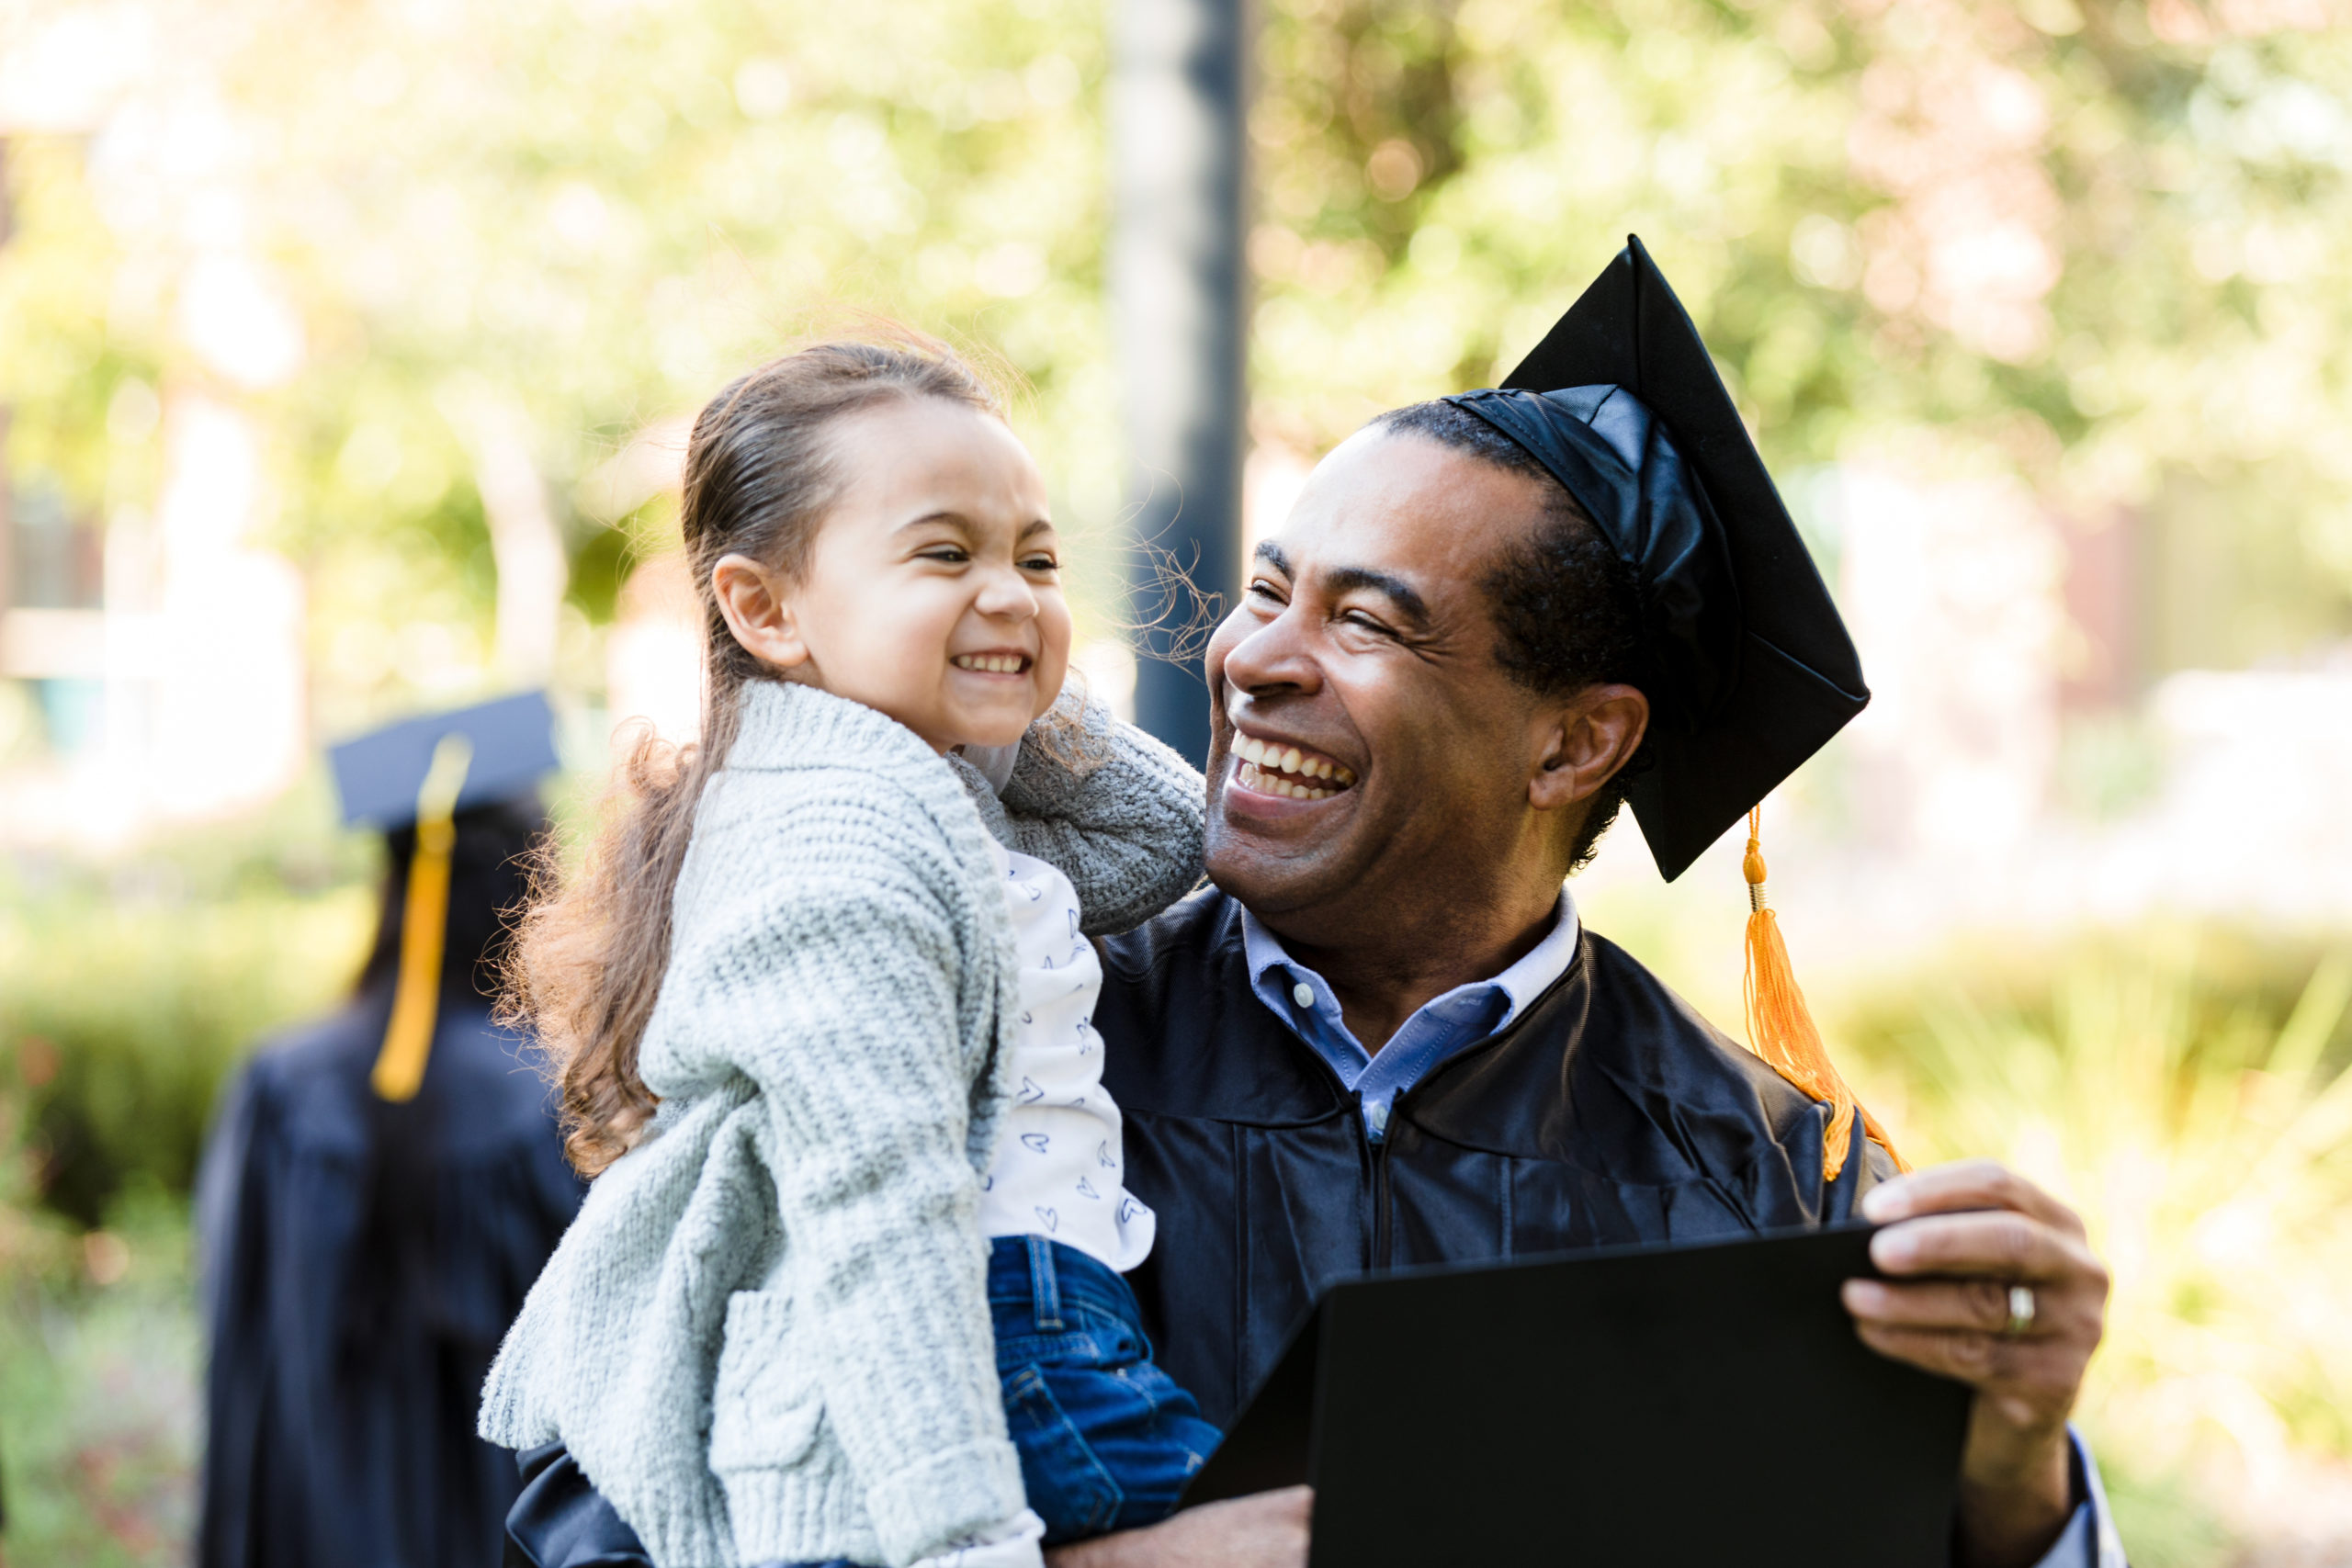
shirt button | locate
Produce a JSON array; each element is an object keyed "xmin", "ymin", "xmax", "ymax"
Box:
[
  {"xmin": 1290, "ymin": 981, "xmax": 1315, "ymax": 1009},
  {"xmin": 1366, "ymin": 1100, "xmax": 1392, "ymax": 1137}
]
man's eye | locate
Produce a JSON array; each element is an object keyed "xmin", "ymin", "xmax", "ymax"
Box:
[
  {"xmin": 1246, "ymin": 579, "xmax": 1286, "ymax": 603},
  {"xmin": 1341, "ymin": 610, "xmax": 1393, "ymax": 637}
]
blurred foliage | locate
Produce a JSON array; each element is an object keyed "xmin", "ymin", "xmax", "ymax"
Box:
[
  {"xmin": 0, "ymin": 795, "xmax": 373, "ymax": 1224},
  {"xmin": 1248, "ymin": 0, "xmax": 2352, "ymax": 521},
  {"xmin": 1838, "ymin": 927, "xmax": 2352, "ymax": 1551},
  {"xmin": 0, "ymin": 0, "xmax": 1129, "ymax": 732},
  {"xmin": 1, "ymin": 0, "xmax": 2347, "ymax": 729},
  {"xmin": 0, "ymin": 1187, "xmax": 198, "ymax": 1566}
]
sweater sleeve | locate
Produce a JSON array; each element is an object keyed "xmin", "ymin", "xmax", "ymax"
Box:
[
  {"xmin": 668, "ymin": 827, "xmax": 1023, "ymax": 1567},
  {"xmin": 982, "ymin": 694, "xmax": 1205, "ymax": 936}
]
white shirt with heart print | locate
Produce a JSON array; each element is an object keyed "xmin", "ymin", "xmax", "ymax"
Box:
[{"xmin": 973, "ymin": 835, "xmax": 1156, "ymax": 1273}]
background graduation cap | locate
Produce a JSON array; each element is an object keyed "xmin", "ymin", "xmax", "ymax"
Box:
[
  {"xmin": 328, "ymin": 691, "xmax": 559, "ymax": 1102},
  {"xmin": 1447, "ymin": 238, "xmax": 1895, "ymax": 1179},
  {"xmin": 330, "ymin": 690, "xmax": 560, "ymax": 831}
]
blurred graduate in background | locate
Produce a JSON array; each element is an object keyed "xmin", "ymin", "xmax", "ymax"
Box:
[{"xmin": 195, "ymin": 693, "xmax": 587, "ymax": 1568}]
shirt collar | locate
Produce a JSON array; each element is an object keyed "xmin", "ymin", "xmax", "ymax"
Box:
[{"xmin": 1238, "ymin": 887, "xmax": 1583, "ymax": 1067}]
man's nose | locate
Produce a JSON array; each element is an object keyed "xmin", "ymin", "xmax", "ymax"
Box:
[{"xmin": 1217, "ymin": 603, "xmax": 1322, "ymax": 698}]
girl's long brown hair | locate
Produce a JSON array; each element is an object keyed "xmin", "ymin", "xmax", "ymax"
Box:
[{"xmin": 506, "ymin": 333, "xmax": 1001, "ymax": 1176}]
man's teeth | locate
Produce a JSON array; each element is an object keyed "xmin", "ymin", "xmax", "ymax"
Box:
[
  {"xmin": 1236, "ymin": 761, "xmax": 1337, "ymax": 799},
  {"xmin": 952, "ymin": 654, "xmax": 1027, "ymax": 673},
  {"xmin": 1230, "ymin": 734, "xmax": 1355, "ymax": 788}
]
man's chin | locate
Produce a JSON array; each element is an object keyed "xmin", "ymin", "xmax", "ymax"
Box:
[{"xmin": 1203, "ymin": 789, "xmax": 1362, "ymax": 916}]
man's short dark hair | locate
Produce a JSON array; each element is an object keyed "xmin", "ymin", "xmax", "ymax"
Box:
[{"xmin": 1374, "ymin": 399, "xmax": 1654, "ymax": 874}]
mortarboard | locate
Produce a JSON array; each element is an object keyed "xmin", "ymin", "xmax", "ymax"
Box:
[
  {"xmin": 328, "ymin": 690, "xmax": 560, "ymax": 829},
  {"xmin": 326, "ymin": 693, "xmax": 559, "ymax": 1102},
  {"xmin": 1445, "ymin": 238, "xmax": 1896, "ymax": 1179},
  {"xmin": 1448, "ymin": 233, "xmax": 1868, "ymax": 884}
]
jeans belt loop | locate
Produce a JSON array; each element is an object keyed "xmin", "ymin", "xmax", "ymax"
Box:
[{"xmin": 1027, "ymin": 1233, "xmax": 1065, "ymax": 1331}]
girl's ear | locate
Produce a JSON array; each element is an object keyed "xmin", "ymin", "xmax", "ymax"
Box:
[{"xmin": 711, "ymin": 553, "xmax": 811, "ymax": 671}]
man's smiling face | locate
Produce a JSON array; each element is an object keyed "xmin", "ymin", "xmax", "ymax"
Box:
[{"xmin": 1203, "ymin": 425, "xmax": 1589, "ymax": 941}]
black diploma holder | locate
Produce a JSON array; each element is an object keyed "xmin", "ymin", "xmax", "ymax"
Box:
[{"xmin": 1179, "ymin": 1223, "xmax": 1972, "ymax": 1567}]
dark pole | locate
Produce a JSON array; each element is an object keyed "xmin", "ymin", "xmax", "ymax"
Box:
[{"xmin": 1114, "ymin": 0, "xmax": 1250, "ymax": 770}]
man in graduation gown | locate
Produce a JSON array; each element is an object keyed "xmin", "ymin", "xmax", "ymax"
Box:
[
  {"xmin": 197, "ymin": 694, "xmax": 587, "ymax": 1568},
  {"xmin": 1070, "ymin": 240, "xmax": 2119, "ymax": 1568},
  {"xmin": 503, "ymin": 244, "xmax": 2121, "ymax": 1568}
]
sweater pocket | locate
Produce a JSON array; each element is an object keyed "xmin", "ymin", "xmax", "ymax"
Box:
[{"xmin": 708, "ymin": 1288, "xmax": 826, "ymax": 1472}]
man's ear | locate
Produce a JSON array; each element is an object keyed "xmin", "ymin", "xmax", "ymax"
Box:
[
  {"xmin": 711, "ymin": 552, "xmax": 811, "ymax": 671},
  {"xmin": 1528, "ymin": 683, "xmax": 1650, "ymax": 813}
]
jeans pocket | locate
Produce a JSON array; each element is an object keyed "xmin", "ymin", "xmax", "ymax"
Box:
[
  {"xmin": 1001, "ymin": 1364, "xmax": 1125, "ymax": 1542},
  {"xmin": 993, "ymin": 1328, "xmax": 1116, "ymax": 1375}
]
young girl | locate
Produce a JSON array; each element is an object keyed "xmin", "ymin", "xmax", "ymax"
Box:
[{"xmin": 481, "ymin": 336, "xmax": 1219, "ymax": 1568}]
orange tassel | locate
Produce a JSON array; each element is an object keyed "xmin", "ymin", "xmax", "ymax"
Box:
[{"xmin": 1740, "ymin": 807, "xmax": 1907, "ymax": 1182}]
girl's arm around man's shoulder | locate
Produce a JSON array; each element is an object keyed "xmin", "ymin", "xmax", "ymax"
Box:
[{"xmin": 964, "ymin": 693, "xmax": 1205, "ymax": 936}]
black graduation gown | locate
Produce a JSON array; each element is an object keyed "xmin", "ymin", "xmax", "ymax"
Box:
[
  {"xmin": 496, "ymin": 888, "xmax": 1897, "ymax": 1564},
  {"xmin": 1096, "ymin": 888, "xmax": 1894, "ymax": 1428},
  {"xmin": 196, "ymin": 987, "xmax": 586, "ymax": 1568}
]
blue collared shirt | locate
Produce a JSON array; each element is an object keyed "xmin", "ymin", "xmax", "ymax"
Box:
[
  {"xmin": 1239, "ymin": 889, "xmax": 1581, "ymax": 1141},
  {"xmin": 1237, "ymin": 894, "xmax": 2123, "ymax": 1568}
]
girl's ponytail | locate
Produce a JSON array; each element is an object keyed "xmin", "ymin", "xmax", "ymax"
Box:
[{"xmin": 506, "ymin": 330, "xmax": 1001, "ymax": 1176}]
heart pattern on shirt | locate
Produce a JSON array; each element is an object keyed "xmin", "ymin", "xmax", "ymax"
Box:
[{"xmin": 981, "ymin": 842, "xmax": 1154, "ymax": 1272}]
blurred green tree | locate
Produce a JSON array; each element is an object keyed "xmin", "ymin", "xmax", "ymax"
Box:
[{"xmin": 4, "ymin": 0, "xmax": 2348, "ymax": 719}]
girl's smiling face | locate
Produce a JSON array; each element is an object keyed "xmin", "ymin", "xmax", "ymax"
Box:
[{"xmin": 711, "ymin": 394, "xmax": 1071, "ymax": 752}]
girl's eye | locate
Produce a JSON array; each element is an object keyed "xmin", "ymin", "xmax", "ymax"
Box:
[
  {"xmin": 1020, "ymin": 555, "xmax": 1059, "ymax": 573},
  {"xmin": 919, "ymin": 547, "xmax": 970, "ymax": 564}
]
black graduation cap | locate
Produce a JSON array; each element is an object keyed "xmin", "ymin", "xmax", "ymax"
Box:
[
  {"xmin": 1444, "ymin": 235, "xmax": 1869, "ymax": 882},
  {"xmin": 326, "ymin": 691, "xmax": 559, "ymax": 1103},
  {"xmin": 328, "ymin": 691, "xmax": 560, "ymax": 830}
]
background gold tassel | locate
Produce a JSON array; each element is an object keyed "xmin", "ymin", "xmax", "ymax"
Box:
[
  {"xmin": 371, "ymin": 733, "xmax": 474, "ymax": 1103},
  {"xmin": 1740, "ymin": 807, "xmax": 1908, "ymax": 1182}
]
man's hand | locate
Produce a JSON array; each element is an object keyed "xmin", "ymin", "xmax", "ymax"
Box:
[
  {"xmin": 1842, "ymin": 1160, "xmax": 2109, "ymax": 1568},
  {"xmin": 1043, "ymin": 1487, "xmax": 1311, "ymax": 1568}
]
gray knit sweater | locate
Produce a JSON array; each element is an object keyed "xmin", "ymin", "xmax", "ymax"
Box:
[{"xmin": 479, "ymin": 681, "xmax": 1204, "ymax": 1568}]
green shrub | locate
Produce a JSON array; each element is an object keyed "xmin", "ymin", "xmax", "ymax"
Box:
[
  {"xmin": 0, "ymin": 789, "xmax": 377, "ymax": 1225},
  {"xmin": 0, "ymin": 1186, "xmax": 200, "ymax": 1567},
  {"xmin": 0, "ymin": 885, "xmax": 371, "ymax": 1225},
  {"xmin": 1835, "ymin": 927, "xmax": 2352, "ymax": 1562}
]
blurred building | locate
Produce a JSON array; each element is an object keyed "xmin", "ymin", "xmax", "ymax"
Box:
[{"xmin": 2, "ymin": 396, "xmax": 309, "ymax": 848}]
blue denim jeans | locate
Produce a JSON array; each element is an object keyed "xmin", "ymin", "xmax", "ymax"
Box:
[
  {"xmin": 772, "ymin": 1235, "xmax": 1220, "ymax": 1565},
  {"xmin": 510, "ymin": 1236, "xmax": 1221, "ymax": 1568},
  {"xmin": 988, "ymin": 1234, "xmax": 1221, "ymax": 1544}
]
